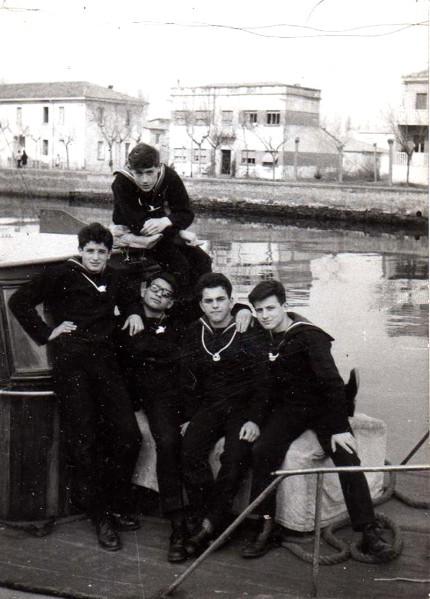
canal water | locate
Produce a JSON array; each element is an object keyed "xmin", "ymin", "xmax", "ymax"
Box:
[{"xmin": 0, "ymin": 195, "xmax": 428, "ymax": 465}]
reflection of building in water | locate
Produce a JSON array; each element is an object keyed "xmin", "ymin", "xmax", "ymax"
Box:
[
  {"xmin": 208, "ymin": 239, "xmax": 313, "ymax": 307},
  {"xmin": 378, "ymin": 255, "xmax": 428, "ymax": 337}
]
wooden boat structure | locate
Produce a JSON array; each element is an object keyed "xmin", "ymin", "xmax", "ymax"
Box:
[{"xmin": 0, "ymin": 211, "xmax": 428, "ymax": 599}]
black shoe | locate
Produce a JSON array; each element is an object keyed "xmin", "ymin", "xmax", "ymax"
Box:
[
  {"xmin": 95, "ymin": 514, "xmax": 122, "ymax": 551},
  {"xmin": 168, "ymin": 521, "xmax": 188, "ymax": 563},
  {"xmin": 241, "ymin": 517, "xmax": 281, "ymax": 559},
  {"xmin": 185, "ymin": 518, "xmax": 214, "ymax": 557},
  {"xmin": 361, "ymin": 522, "xmax": 396, "ymax": 562},
  {"xmin": 111, "ymin": 512, "xmax": 141, "ymax": 532}
]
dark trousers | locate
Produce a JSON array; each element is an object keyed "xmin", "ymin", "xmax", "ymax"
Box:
[
  {"xmin": 141, "ymin": 391, "xmax": 184, "ymax": 516},
  {"xmin": 181, "ymin": 405, "xmax": 252, "ymax": 529},
  {"xmin": 51, "ymin": 338, "xmax": 142, "ymax": 520},
  {"xmin": 250, "ymin": 405, "xmax": 375, "ymax": 530}
]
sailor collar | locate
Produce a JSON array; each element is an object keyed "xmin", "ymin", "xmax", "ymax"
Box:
[
  {"xmin": 199, "ymin": 318, "xmax": 237, "ymax": 362},
  {"xmin": 268, "ymin": 319, "xmax": 320, "ymax": 361},
  {"xmin": 68, "ymin": 258, "xmax": 107, "ymax": 293}
]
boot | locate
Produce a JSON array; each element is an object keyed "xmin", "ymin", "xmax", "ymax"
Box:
[
  {"xmin": 168, "ymin": 520, "xmax": 188, "ymax": 563},
  {"xmin": 361, "ymin": 522, "xmax": 396, "ymax": 562},
  {"xmin": 95, "ymin": 513, "xmax": 122, "ymax": 551},
  {"xmin": 241, "ymin": 516, "xmax": 281, "ymax": 559},
  {"xmin": 111, "ymin": 512, "xmax": 141, "ymax": 531},
  {"xmin": 185, "ymin": 517, "xmax": 214, "ymax": 557}
]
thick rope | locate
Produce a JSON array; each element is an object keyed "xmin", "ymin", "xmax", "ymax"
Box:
[{"xmin": 281, "ymin": 470, "xmax": 398, "ymax": 565}]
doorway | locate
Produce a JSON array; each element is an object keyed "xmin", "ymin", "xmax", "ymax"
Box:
[{"xmin": 221, "ymin": 149, "xmax": 231, "ymax": 175}]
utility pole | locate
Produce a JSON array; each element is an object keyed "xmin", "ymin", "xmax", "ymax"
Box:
[
  {"xmin": 373, "ymin": 143, "xmax": 378, "ymax": 183},
  {"xmin": 294, "ymin": 137, "xmax": 300, "ymax": 181},
  {"xmin": 387, "ymin": 138, "xmax": 394, "ymax": 186}
]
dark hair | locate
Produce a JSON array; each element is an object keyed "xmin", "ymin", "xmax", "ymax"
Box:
[
  {"xmin": 128, "ymin": 143, "xmax": 160, "ymax": 169},
  {"xmin": 78, "ymin": 222, "xmax": 113, "ymax": 251},
  {"xmin": 195, "ymin": 272, "xmax": 232, "ymax": 301},
  {"xmin": 248, "ymin": 280, "xmax": 286, "ymax": 306},
  {"xmin": 146, "ymin": 271, "xmax": 178, "ymax": 297}
]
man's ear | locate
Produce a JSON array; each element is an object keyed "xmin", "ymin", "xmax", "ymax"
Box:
[{"xmin": 166, "ymin": 298, "xmax": 174, "ymax": 311}]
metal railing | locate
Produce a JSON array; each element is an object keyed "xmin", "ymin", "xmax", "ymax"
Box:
[{"xmin": 159, "ymin": 462, "xmax": 430, "ymax": 599}]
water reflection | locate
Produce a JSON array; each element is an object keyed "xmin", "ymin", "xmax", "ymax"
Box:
[{"xmin": 0, "ymin": 200, "xmax": 428, "ymax": 464}]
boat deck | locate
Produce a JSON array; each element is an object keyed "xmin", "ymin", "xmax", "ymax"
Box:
[{"xmin": 0, "ymin": 476, "xmax": 428, "ymax": 599}]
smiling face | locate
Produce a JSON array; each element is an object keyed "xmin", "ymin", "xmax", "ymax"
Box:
[
  {"xmin": 78, "ymin": 241, "xmax": 111, "ymax": 274},
  {"xmin": 142, "ymin": 277, "xmax": 174, "ymax": 317},
  {"xmin": 199, "ymin": 286, "xmax": 233, "ymax": 329},
  {"xmin": 253, "ymin": 295, "xmax": 289, "ymax": 332},
  {"xmin": 130, "ymin": 166, "xmax": 161, "ymax": 192}
]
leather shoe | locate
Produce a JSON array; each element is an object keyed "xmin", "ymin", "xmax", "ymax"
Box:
[
  {"xmin": 185, "ymin": 518, "xmax": 214, "ymax": 557},
  {"xmin": 361, "ymin": 522, "xmax": 396, "ymax": 562},
  {"xmin": 168, "ymin": 521, "xmax": 188, "ymax": 563},
  {"xmin": 241, "ymin": 517, "xmax": 281, "ymax": 559},
  {"xmin": 95, "ymin": 514, "xmax": 122, "ymax": 551},
  {"xmin": 111, "ymin": 512, "xmax": 141, "ymax": 531}
]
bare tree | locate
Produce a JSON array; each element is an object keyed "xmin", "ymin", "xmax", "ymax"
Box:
[
  {"xmin": 92, "ymin": 101, "xmax": 146, "ymax": 171},
  {"xmin": 321, "ymin": 127, "xmax": 346, "ymax": 183},
  {"xmin": 384, "ymin": 106, "xmax": 427, "ymax": 186},
  {"xmin": 181, "ymin": 110, "xmax": 210, "ymax": 176},
  {"xmin": 254, "ymin": 133, "xmax": 284, "ymax": 180},
  {"xmin": 58, "ymin": 130, "xmax": 75, "ymax": 169},
  {"xmin": 206, "ymin": 121, "xmax": 236, "ymax": 176}
]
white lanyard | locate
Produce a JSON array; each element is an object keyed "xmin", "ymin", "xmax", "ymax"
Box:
[
  {"xmin": 268, "ymin": 321, "xmax": 310, "ymax": 361},
  {"xmin": 201, "ymin": 324, "xmax": 238, "ymax": 362},
  {"xmin": 79, "ymin": 271, "xmax": 107, "ymax": 293}
]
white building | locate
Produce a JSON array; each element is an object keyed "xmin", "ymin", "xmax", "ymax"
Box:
[
  {"xmin": 0, "ymin": 82, "xmax": 148, "ymax": 172},
  {"xmin": 169, "ymin": 82, "xmax": 339, "ymax": 180},
  {"xmin": 393, "ymin": 70, "xmax": 428, "ymax": 185}
]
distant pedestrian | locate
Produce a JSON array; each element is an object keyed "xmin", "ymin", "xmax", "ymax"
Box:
[
  {"xmin": 15, "ymin": 150, "xmax": 22, "ymax": 168},
  {"xmin": 21, "ymin": 150, "xmax": 28, "ymax": 168}
]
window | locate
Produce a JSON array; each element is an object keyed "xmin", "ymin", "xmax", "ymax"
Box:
[
  {"xmin": 42, "ymin": 140, "xmax": 49, "ymax": 156},
  {"xmin": 262, "ymin": 152, "xmax": 278, "ymax": 166},
  {"xmin": 195, "ymin": 111, "xmax": 210, "ymax": 126},
  {"xmin": 43, "ymin": 107, "xmax": 49, "ymax": 124},
  {"xmin": 241, "ymin": 150, "xmax": 256, "ymax": 165},
  {"xmin": 125, "ymin": 142, "xmax": 130, "ymax": 161},
  {"xmin": 221, "ymin": 111, "xmax": 233, "ymax": 124},
  {"xmin": 97, "ymin": 141, "xmax": 104, "ymax": 160},
  {"xmin": 266, "ymin": 111, "xmax": 280, "ymax": 125},
  {"xmin": 193, "ymin": 148, "xmax": 209, "ymax": 163},
  {"xmin": 97, "ymin": 107, "xmax": 104, "ymax": 125},
  {"xmin": 245, "ymin": 112, "xmax": 258, "ymax": 124},
  {"xmin": 16, "ymin": 107, "xmax": 22, "ymax": 125},
  {"xmin": 416, "ymin": 93, "xmax": 428, "ymax": 110},
  {"xmin": 58, "ymin": 106, "xmax": 65, "ymax": 125},
  {"xmin": 174, "ymin": 148, "xmax": 187, "ymax": 162},
  {"xmin": 154, "ymin": 132, "xmax": 161, "ymax": 144},
  {"xmin": 175, "ymin": 111, "xmax": 186, "ymax": 125},
  {"xmin": 413, "ymin": 135, "xmax": 426, "ymax": 153}
]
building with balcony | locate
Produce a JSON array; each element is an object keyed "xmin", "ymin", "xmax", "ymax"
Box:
[
  {"xmin": 0, "ymin": 82, "xmax": 148, "ymax": 172},
  {"xmin": 393, "ymin": 70, "xmax": 428, "ymax": 185},
  {"xmin": 169, "ymin": 82, "xmax": 339, "ymax": 180}
]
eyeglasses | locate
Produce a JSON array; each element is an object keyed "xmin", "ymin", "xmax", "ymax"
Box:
[{"xmin": 148, "ymin": 283, "xmax": 174, "ymax": 299}]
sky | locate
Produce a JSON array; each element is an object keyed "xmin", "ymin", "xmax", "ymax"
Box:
[{"xmin": 0, "ymin": 0, "xmax": 428, "ymax": 127}]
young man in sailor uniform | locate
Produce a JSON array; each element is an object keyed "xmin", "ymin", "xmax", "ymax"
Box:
[
  {"xmin": 8, "ymin": 223, "xmax": 143, "ymax": 552},
  {"xmin": 110, "ymin": 143, "xmax": 212, "ymax": 296},
  {"xmin": 241, "ymin": 279, "xmax": 396, "ymax": 562},
  {"xmin": 117, "ymin": 271, "xmax": 254, "ymax": 562},
  {"xmin": 179, "ymin": 272, "xmax": 272, "ymax": 557}
]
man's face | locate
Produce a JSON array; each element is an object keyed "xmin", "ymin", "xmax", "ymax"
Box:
[
  {"xmin": 199, "ymin": 286, "xmax": 233, "ymax": 328},
  {"xmin": 131, "ymin": 166, "xmax": 161, "ymax": 192},
  {"xmin": 142, "ymin": 277, "xmax": 174, "ymax": 315},
  {"xmin": 253, "ymin": 295, "xmax": 287, "ymax": 332},
  {"xmin": 79, "ymin": 241, "xmax": 111, "ymax": 274}
]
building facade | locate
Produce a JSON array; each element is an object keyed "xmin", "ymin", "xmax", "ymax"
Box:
[
  {"xmin": 0, "ymin": 82, "xmax": 148, "ymax": 172},
  {"xmin": 394, "ymin": 70, "xmax": 428, "ymax": 185},
  {"xmin": 169, "ymin": 82, "xmax": 339, "ymax": 180}
]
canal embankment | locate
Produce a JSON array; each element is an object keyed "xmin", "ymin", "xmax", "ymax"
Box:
[{"xmin": 0, "ymin": 168, "xmax": 427, "ymax": 230}]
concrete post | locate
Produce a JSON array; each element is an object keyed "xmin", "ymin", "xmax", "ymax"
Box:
[
  {"xmin": 294, "ymin": 137, "xmax": 300, "ymax": 181},
  {"xmin": 373, "ymin": 143, "xmax": 378, "ymax": 183},
  {"xmin": 338, "ymin": 144, "xmax": 344, "ymax": 183},
  {"xmin": 388, "ymin": 139, "xmax": 394, "ymax": 186}
]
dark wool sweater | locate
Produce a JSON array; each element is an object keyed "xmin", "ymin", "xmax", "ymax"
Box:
[
  {"xmin": 180, "ymin": 317, "xmax": 272, "ymax": 426},
  {"xmin": 264, "ymin": 312, "xmax": 350, "ymax": 434},
  {"xmin": 8, "ymin": 258, "xmax": 142, "ymax": 346},
  {"xmin": 111, "ymin": 165, "xmax": 194, "ymax": 237}
]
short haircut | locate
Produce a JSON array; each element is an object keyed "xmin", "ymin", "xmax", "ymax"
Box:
[
  {"xmin": 248, "ymin": 280, "xmax": 286, "ymax": 306},
  {"xmin": 78, "ymin": 222, "xmax": 113, "ymax": 251},
  {"xmin": 146, "ymin": 271, "xmax": 178, "ymax": 297},
  {"xmin": 128, "ymin": 143, "xmax": 160, "ymax": 170},
  {"xmin": 195, "ymin": 272, "xmax": 232, "ymax": 301}
]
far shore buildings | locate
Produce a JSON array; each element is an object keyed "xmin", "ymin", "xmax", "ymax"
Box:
[
  {"xmin": 169, "ymin": 82, "xmax": 343, "ymax": 180},
  {"xmin": 0, "ymin": 82, "xmax": 150, "ymax": 172}
]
